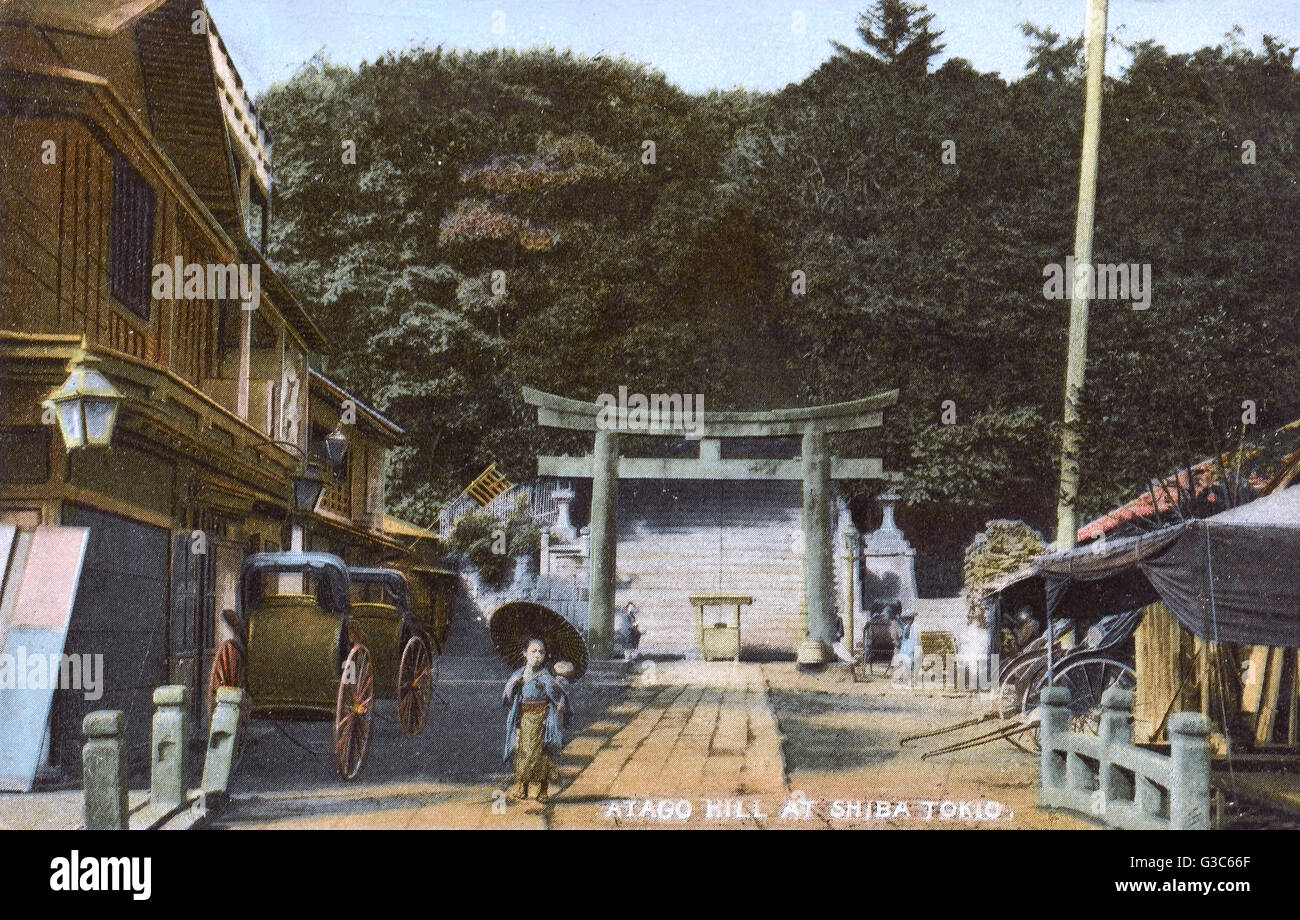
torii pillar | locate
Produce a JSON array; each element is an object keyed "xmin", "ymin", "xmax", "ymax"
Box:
[
  {"xmin": 587, "ymin": 428, "xmax": 619, "ymax": 659},
  {"xmin": 522, "ymin": 387, "xmax": 900, "ymax": 660},
  {"xmin": 802, "ymin": 425, "xmax": 834, "ymax": 648}
]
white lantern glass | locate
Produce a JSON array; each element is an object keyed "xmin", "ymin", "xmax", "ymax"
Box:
[
  {"xmin": 83, "ymin": 397, "xmax": 118, "ymax": 446},
  {"xmin": 57, "ymin": 401, "xmax": 84, "ymax": 449}
]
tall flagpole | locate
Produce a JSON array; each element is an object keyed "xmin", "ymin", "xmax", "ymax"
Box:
[{"xmin": 1054, "ymin": 0, "xmax": 1109, "ymax": 551}]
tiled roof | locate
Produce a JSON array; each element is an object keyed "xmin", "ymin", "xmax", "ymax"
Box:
[{"xmin": 1077, "ymin": 460, "xmax": 1268, "ymax": 542}]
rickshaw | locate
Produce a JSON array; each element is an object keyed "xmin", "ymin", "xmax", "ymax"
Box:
[
  {"xmin": 904, "ymin": 608, "xmax": 1138, "ymax": 758},
  {"xmin": 398, "ymin": 566, "xmax": 458, "ymax": 654},
  {"xmin": 860, "ymin": 612, "xmax": 898, "ymax": 676},
  {"xmin": 347, "ymin": 567, "xmax": 435, "ymax": 736},
  {"xmin": 208, "ymin": 552, "xmax": 375, "ymax": 780},
  {"xmin": 996, "ymin": 609, "xmax": 1140, "ymax": 745}
]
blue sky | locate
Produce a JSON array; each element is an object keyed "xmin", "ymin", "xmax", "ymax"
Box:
[{"xmin": 206, "ymin": 0, "xmax": 1299, "ymax": 97}]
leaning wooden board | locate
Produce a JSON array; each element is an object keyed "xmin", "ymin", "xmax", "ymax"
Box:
[{"xmin": 0, "ymin": 527, "xmax": 89, "ymax": 791}]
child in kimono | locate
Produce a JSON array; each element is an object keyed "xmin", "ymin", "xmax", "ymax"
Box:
[{"xmin": 502, "ymin": 637, "xmax": 571, "ymax": 802}]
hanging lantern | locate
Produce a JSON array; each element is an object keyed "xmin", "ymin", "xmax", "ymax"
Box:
[
  {"xmin": 42, "ymin": 354, "xmax": 123, "ymax": 451},
  {"xmin": 290, "ymin": 463, "xmax": 327, "ymax": 514},
  {"xmin": 324, "ymin": 422, "xmax": 349, "ymax": 472}
]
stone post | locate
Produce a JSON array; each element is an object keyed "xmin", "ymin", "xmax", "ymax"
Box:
[
  {"xmin": 1037, "ymin": 686, "xmax": 1070, "ymax": 808},
  {"xmin": 540, "ymin": 529, "xmax": 550, "ymax": 576},
  {"xmin": 150, "ymin": 685, "xmax": 189, "ymax": 810},
  {"xmin": 1099, "ymin": 687, "xmax": 1133, "ymax": 813},
  {"xmin": 1168, "ymin": 712, "xmax": 1211, "ymax": 830},
  {"xmin": 588, "ymin": 428, "xmax": 619, "ymax": 659},
  {"xmin": 82, "ymin": 710, "xmax": 128, "ymax": 830},
  {"xmin": 201, "ymin": 687, "xmax": 244, "ymax": 810},
  {"xmin": 801, "ymin": 426, "xmax": 834, "ymax": 650}
]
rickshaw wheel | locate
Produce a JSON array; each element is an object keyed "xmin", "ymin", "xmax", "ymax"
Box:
[
  {"xmin": 994, "ymin": 657, "xmax": 1043, "ymax": 723},
  {"xmin": 1017, "ymin": 658, "xmax": 1137, "ymax": 753},
  {"xmin": 335, "ymin": 644, "xmax": 374, "ymax": 780},
  {"xmin": 208, "ymin": 639, "xmax": 245, "ymax": 714},
  {"xmin": 396, "ymin": 635, "xmax": 433, "ymax": 736}
]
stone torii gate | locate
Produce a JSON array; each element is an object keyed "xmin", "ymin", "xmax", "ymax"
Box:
[{"xmin": 522, "ymin": 387, "xmax": 900, "ymax": 660}]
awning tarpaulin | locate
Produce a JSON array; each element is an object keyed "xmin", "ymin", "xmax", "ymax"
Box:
[{"xmin": 999, "ymin": 487, "xmax": 1300, "ymax": 647}]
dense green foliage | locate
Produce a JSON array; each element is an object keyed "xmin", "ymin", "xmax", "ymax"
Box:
[
  {"xmin": 257, "ymin": 3, "xmax": 1300, "ymax": 578},
  {"xmin": 445, "ymin": 507, "xmax": 540, "ymax": 589}
]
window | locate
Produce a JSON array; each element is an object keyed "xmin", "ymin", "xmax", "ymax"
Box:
[
  {"xmin": 247, "ymin": 185, "xmax": 268, "ymax": 251},
  {"xmin": 109, "ymin": 154, "xmax": 156, "ymax": 319}
]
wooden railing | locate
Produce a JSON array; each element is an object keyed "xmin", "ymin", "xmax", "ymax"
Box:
[{"xmin": 437, "ymin": 481, "xmax": 558, "ymax": 538}]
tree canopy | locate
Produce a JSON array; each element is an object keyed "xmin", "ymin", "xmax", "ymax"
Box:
[{"xmin": 256, "ymin": 5, "xmax": 1300, "ymax": 590}]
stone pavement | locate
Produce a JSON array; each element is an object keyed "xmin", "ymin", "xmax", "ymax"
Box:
[
  {"xmin": 547, "ymin": 661, "xmax": 786, "ymax": 829},
  {"xmin": 209, "ymin": 660, "xmax": 791, "ymax": 830},
  {"xmin": 1, "ymin": 659, "xmax": 1090, "ymax": 830}
]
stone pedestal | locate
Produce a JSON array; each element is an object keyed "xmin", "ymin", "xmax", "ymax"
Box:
[
  {"xmin": 862, "ymin": 491, "xmax": 917, "ymax": 614},
  {"xmin": 82, "ymin": 710, "xmax": 128, "ymax": 830},
  {"xmin": 201, "ymin": 687, "xmax": 244, "ymax": 811},
  {"xmin": 150, "ymin": 685, "xmax": 188, "ymax": 809}
]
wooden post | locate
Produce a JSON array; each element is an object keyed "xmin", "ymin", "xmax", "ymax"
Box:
[
  {"xmin": 1255, "ymin": 647, "xmax": 1286, "ymax": 745},
  {"xmin": 1054, "ymin": 0, "xmax": 1109, "ymax": 550},
  {"xmin": 1199, "ymin": 637, "xmax": 1212, "ymax": 720},
  {"xmin": 1290, "ymin": 649, "xmax": 1299, "ymax": 747}
]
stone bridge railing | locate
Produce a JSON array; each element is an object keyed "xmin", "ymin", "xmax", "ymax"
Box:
[
  {"xmin": 82, "ymin": 686, "xmax": 244, "ymax": 830},
  {"xmin": 1038, "ymin": 685, "xmax": 1211, "ymax": 830}
]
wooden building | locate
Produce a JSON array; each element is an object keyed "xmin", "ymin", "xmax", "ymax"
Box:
[
  {"xmin": 305, "ymin": 368, "xmax": 407, "ymax": 566},
  {"xmin": 0, "ymin": 0, "xmax": 406, "ymax": 780},
  {"xmin": 1085, "ymin": 459, "xmax": 1300, "ymax": 756}
]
